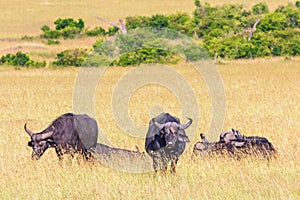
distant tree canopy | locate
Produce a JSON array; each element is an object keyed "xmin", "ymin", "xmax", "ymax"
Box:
[
  {"xmin": 38, "ymin": 1, "xmax": 300, "ymax": 67},
  {"xmin": 41, "ymin": 18, "xmax": 85, "ymax": 39},
  {"xmin": 40, "ymin": 17, "xmax": 118, "ymax": 40},
  {"xmin": 124, "ymin": 1, "xmax": 300, "ymax": 59}
]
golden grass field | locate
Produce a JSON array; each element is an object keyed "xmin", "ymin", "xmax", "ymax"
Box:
[
  {"xmin": 0, "ymin": 58, "xmax": 299, "ymax": 199},
  {"xmin": 0, "ymin": 0, "xmax": 300, "ymax": 199}
]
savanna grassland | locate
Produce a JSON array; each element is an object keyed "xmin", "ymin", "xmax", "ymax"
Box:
[{"xmin": 0, "ymin": 0, "xmax": 300, "ymax": 199}]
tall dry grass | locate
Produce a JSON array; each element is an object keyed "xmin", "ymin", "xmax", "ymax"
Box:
[
  {"xmin": 0, "ymin": 57, "xmax": 299, "ymax": 199},
  {"xmin": 0, "ymin": 0, "xmax": 299, "ymax": 199}
]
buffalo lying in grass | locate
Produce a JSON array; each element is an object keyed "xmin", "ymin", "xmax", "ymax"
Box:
[
  {"xmin": 25, "ymin": 113, "xmax": 98, "ymax": 160},
  {"xmin": 193, "ymin": 129, "xmax": 276, "ymax": 159},
  {"xmin": 193, "ymin": 133, "xmax": 228, "ymax": 157},
  {"xmin": 230, "ymin": 129, "xmax": 277, "ymax": 158},
  {"xmin": 89, "ymin": 143, "xmax": 153, "ymax": 173}
]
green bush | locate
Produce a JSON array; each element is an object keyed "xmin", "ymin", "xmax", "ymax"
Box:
[
  {"xmin": 166, "ymin": 13, "xmax": 193, "ymax": 35},
  {"xmin": 41, "ymin": 29, "xmax": 61, "ymax": 39},
  {"xmin": 52, "ymin": 49, "xmax": 88, "ymax": 67},
  {"xmin": 41, "ymin": 18, "xmax": 85, "ymax": 39},
  {"xmin": 45, "ymin": 39, "xmax": 60, "ymax": 45},
  {"xmin": 258, "ymin": 12, "xmax": 288, "ymax": 31},
  {"xmin": 92, "ymin": 33, "xmax": 181, "ymax": 67},
  {"xmin": 204, "ymin": 28, "xmax": 300, "ymax": 58},
  {"xmin": 41, "ymin": 25, "xmax": 50, "ymax": 32},
  {"xmin": 123, "ymin": 1, "xmax": 300, "ymax": 60},
  {"xmin": 275, "ymin": 4, "xmax": 300, "ymax": 28},
  {"xmin": 126, "ymin": 16, "xmax": 150, "ymax": 29},
  {"xmin": 252, "ymin": 3, "xmax": 269, "ymax": 15},
  {"xmin": 111, "ymin": 48, "xmax": 179, "ymax": 66},
  {"xmin": 107, "ymin": 26, "xmax": 119, "ymax": 36},
  {"xmin": 125, "ymin": 13, "xmax": 192, "ymax": 35},
  {"xmin": 54, "ymin": 18, "xmax": 84, "ymax": 31},
  {"xmin": 38, "ymin": 1, "xmax": 300, "ymax": 62},
  {"xmin": 149, "ymin": 14, "xmax": 169, "ymax": 28},
  {"xmin": 0, "ymin": 51, "xmax": 46, "ymax": 67},
  {"xmin": 60, "ymin": 26, "xmax": 81, "ymax": 39},
  {"xmin": 85, "ymin": 27, "xmax": 106, "ymax": 37}
]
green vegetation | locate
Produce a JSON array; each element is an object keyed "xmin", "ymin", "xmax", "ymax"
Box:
[
  {"xmin": 40, "ymin": 17, "xmax": 119, "ymax": 40},
  {"xmin": 3, "ymin": 1, "xmax": 300, "ymax": 68},
  {"xmin": 0, "ymin": 51, "xmax": 46, "ymax": 68},
  {"xmin": 125, "ymin": 1, "xmax": 300, "ymax": 59},
  {"xmin": 90, "ymin": 28, "xmax": 209, "ymax": 66},
  {"xmin": 52, "ymin": 49, "xmax": 88, "ymax": 67},
  {"xmin": 41, "ymin": 18, "xmax": 85, "ymax": 39}
]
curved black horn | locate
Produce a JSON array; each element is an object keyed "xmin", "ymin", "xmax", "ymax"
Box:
[
  {"xmin": 179, "ymin": 118, "xmax": 193, "ymax": 130},
  {"xmin": 36, "ymin": 131, "xmax": 54, "ymax": 141},
  {"xmin": 24, "ymin": 124, "xmax": 34, "ymax": 137},
  {"xmin": 154, "ymin": 121, "xmax": 165, "ymax": 130}
]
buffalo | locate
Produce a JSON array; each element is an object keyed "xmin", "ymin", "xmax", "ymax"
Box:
[
  {"xmin": 89, "ymin": 143, "xmax": 153, "ymax": 173},
  {"xmin": 193, "ymin": 133, "xmax": 229, "ymax": 158},
  {"xmin": 25, "ymin": 113, "xmax": 98, "ymax": 160},
  {"xmin": 145, "ymin": 113, "xmax": 192, "ymax": 173},
  {"xmin": 230, "ymin": 129, "xmax": 277, "ymax": 158},
  {"xmin": 219, "ymin": 130, "xmax": 237, "ymax": 143},
  {"xmin": 193, "ymin": 129, "xmax": 276, "ymax": 159}
]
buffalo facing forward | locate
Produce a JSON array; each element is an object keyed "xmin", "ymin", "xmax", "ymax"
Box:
[
  {"xmin": 25, "ymin": 113, "xmax": 98, "ymax": 160},
  {"xmin": 145, "ymin": 113, "xmax": 192, "ymax": 173}
]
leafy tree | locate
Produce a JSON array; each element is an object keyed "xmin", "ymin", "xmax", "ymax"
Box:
[
  {"xmin": 126, "ymin": 16, "xmax": 150, "ymax": 29},
  {"xmin": 41, "ymin": 18, "xmax": 85, "ymax": 39},
  {"xmin": 52, "ymin": 49, "xmax": 88, "ymax": 67},
  {"xmin": 275, "ymin": 4, "xmax": 300, "ymax": 28},
  {"xmin": 252, "ymin": 3, "xmax": 269, "ymax": 15},
  {"xmin": 149, "ymin": 14, "xmax": 169, "ymax": 28},
  {"xmin": 167, "ymin": 13, "xmax": 192, "ymax": 35},
  {"xmin": 54, "ymin": 18, "xmax": 85, "ymax": 31},
  {"xmin": 258, "ymin": 12, "xmax": 288, "ymax": 31}
]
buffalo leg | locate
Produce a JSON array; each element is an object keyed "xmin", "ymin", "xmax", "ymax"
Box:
[
  {"xmin": 170, "ymin": 158, "xmax": 178, "ymax": 173},
  {"xmin": 152, "ymin": 152, "xmax": 168, "ymax": 173},
  {"xmin": 55, "ymin": 147, "xmax": 64, "ymax": 160}
]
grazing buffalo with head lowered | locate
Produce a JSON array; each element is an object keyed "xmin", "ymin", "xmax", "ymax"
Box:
[
  {"xmin": 25, "ymin": 113, "xmax": 98, "ymax": 160},
  {"xmin": 145, "ymin": 113, "xmax": 192, "ymax": 173}
]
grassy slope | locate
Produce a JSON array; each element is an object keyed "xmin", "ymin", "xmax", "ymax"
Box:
[{"xmin": 0, "ymin": 0, "xmax": 299, "ymax": 199}]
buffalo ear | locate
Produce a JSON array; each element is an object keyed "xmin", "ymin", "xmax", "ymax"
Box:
[{"xmin": 178, "ymin": 134, "xmax": 190, "ymax": 143}]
